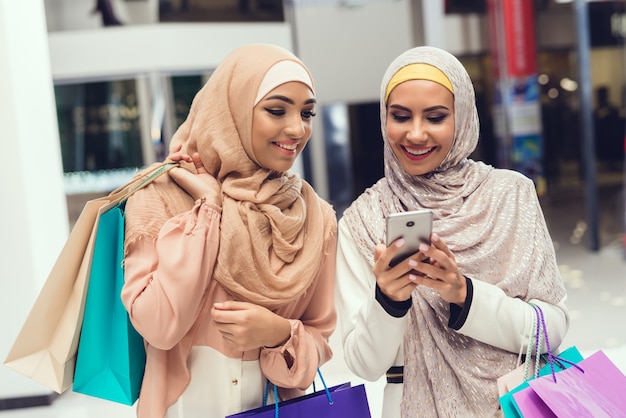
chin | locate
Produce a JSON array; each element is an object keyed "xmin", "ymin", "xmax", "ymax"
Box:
[
  {"xmin": 399, "ymin": 163, "xmax": 430, "ymax": 177},
  {"xmin": 267, "ymin": 163, "xmax": 294, "ymax": 173}
]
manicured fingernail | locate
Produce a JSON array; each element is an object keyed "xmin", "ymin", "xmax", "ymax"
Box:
[
  {"xmin": 408, "ymin": 259, "xmax": 418, "ymax": 267},
  {"xmin": 408, "ymin": 274, "xmax": 417, "ymax": 282},
  {"xmin": 419, "ymin": 243, "xmax": 429, "ymax": 252},
  {"xmin": 431, "ymin": 233, "xmax": 439, "ymax": 241},
  {"xmin": 395, "ymin": 239, "xmax": 405, "ymax": 248}
]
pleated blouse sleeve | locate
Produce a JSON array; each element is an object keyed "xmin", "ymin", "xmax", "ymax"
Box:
[
  {"xmin": 121, "ymin": 199, "xmax": 221, "ymax": 350},
  {"xmin": 259, "ymin": 218, "xmax": 337, "ymax": 391}
]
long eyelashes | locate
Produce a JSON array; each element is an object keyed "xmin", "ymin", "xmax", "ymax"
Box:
[
  {"xmin": 265, "ymin": 108, "xmax": 285, "ymax": 116},
  {"xmin": 264, "ymin": 108, "xmax": 316, "ymax": 120},
  {"xmin": 428, "ymin": 115, "xmax": 447, "ymax": 123},
  {"xmin": 389, "ymin": 112, "xmax": 449, "ymax": 123},
  {"xmin": 391, "ymin": 113, "xmax": 410, "ymax": 122}
]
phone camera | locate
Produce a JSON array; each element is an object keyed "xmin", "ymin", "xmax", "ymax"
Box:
[{"xmin": 406, "ymin": 221, "xmax": 415, "ymax": 227}]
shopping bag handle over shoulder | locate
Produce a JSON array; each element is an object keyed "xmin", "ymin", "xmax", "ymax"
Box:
[{"xmin": 107, "ymin": 162, "xmax": 178, "ymax": 206}]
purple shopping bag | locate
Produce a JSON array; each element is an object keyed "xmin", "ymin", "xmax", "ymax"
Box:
[
  {"xmin": 502, "ymin": 346, "xmax": 584, "ymax": 417},
  {"xmin": 226, "ymin": 382, "xmax": 371, "ymax": 418},
  {"xmin": 527, "ymin": 350, "xmax": 626, "ymax": 417},
  {"xmin": 513, "ymin": 351, "xmax": 626, "ymax": 418},
  {"xmin": 511, "ymin": 384, "xmax": 557, "ymax": 417}
]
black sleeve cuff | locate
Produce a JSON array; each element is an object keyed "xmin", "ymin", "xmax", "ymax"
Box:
[
  {"xmin": 448, "ymin": 276, "xmax": 473, "ymax": 330},
  {"xmin": 375, "ymin": 284, "xmax": 412, "ymax": 318}
]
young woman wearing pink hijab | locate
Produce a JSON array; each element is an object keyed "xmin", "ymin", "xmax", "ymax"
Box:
[
  {"xmin": 121, "ymin": 44, "xmax": 337, "ymax": 418},
  {"xmin": 335, "ymin": 46, "xmax": 569, "ymax": 417}
]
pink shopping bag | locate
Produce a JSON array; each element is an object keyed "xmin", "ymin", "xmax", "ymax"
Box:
[{"xmin": 514, "ymin": 350, "xmax": 626, "ymax": 417}]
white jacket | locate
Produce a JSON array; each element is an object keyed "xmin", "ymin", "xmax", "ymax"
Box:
[{"xmin": 334, "ymin": 218, "xmax": 569, "ymax": 418}]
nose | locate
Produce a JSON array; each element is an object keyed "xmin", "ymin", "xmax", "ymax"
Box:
[
  {"xmin": 405, "ymin": 120, "xmax": 427, "ymax": 142},
  {"xmin": 284, "ymin": 114, "xmax": 306, "ymax": 138}
]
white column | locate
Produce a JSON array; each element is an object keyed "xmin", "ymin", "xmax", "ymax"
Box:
[
  {"xmin": 420, "ymin": 0, "xmax": 447, "ymax": 48},
  {"xmin": 0, "ymin": 0, "xmax": 69, "ymax": 399}
]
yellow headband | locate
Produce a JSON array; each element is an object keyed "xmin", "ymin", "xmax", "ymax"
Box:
[{"xmin": 385, "ymin": 63, "xmax": 454, "ymax": 102}]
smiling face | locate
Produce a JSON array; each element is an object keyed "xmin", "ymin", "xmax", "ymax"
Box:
[
  {"xmin": 251, "ymin": 81, "xmax": 316, "ymax": 172},
  {"xmin": 386, "ymin": 79, "xmax": 455, "ymax": 176}
]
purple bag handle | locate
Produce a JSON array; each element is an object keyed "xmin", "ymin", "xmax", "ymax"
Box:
[{"xmin": 530, "ymin": 303, "xmax": 584, "ymax": 383}]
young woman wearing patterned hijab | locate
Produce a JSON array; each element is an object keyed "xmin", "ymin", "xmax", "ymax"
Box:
[
  {"xmin": 121, "ymin": 44, "xmax": 337, "ymax": 418},
  {"xmin": 335, "ymin": 46, "xmax": 569, "ymax": 417}
]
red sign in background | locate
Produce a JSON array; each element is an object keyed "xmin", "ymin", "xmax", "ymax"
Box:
[
  {"xmin": 502, "ymin": 0, "xmax": 537, "ymax": 77},
  {"xmin": 488, "ymin": 0, "xmax": 537, "ymax": 78},
  {"xmin": 487, "ymin": 0, "xmax": 543, "ymax": 187}
]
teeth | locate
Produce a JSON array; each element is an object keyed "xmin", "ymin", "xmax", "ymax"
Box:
[
  {"xmin": 405, "ymin": 147, "xmax": 432, "ymax": 156},
  {"xmin": 276, "ymin": 143, "xmax": 297, "ymax": 151}
]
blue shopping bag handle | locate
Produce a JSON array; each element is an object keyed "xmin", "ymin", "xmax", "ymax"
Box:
[{"xmin": 263, "ymin": 369, "xmax": 332, "ymax": 418}]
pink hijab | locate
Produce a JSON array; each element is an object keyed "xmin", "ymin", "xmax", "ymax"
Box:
[{"xmin": 126, "ymin": 44, "xmax": 335, "ymax": 309}]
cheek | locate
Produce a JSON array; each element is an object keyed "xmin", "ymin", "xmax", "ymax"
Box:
[
  {"xmin": 252, "ymin": 119, "xmax": 273, "ymax": 142},
  {"xmin": 385, "ymin": 122, "xmax": 403, "ymax": 142},
  {"xmin": 293, "ymin": 120, "xmax": 313, "ymax": 150},
  {"xmin": 442, "ymin": 116, "xmax": 455, "ymax": 142},
  {"xmin": 439, "ymin": 126, "xmax": 455, "ymax": 149},
  {"xmin": 303, "ymin": 122, "xmax": 313, "ymax": 141}
]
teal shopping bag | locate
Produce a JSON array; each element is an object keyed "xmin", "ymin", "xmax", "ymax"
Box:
[{"xmin": 72, "ymin": 203, "xmax": 146, "ymax": 405}]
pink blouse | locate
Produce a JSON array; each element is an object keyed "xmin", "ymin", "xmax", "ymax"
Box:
[{"xmin": 121, "ymin": 199, "xmax": 337, "ymax": 417}]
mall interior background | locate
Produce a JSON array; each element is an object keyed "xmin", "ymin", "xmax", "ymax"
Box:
[
  {"xmin": 47, "ymin": 0, "xmax": 626, "ymax": 243},
  {"xmin": 1, "ymin": 0, "xmax": 625, "ymax": 413}
]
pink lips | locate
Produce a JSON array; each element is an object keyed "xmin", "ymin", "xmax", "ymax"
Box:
[
  {"xmin": 402, "ymin": 145, "xmax": 435, "ymax": 161},
  {"xmin": 274, "ymin": 141, "xmax": 299, "ymax": 155}
]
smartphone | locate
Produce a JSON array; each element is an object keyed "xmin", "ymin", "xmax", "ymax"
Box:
[{"xmin": 386, "ymin": 209, "xmax": 433, "ymax": 268}]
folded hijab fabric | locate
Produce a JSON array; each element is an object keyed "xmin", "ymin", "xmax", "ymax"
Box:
[
  {"xmin": 125, "ymin": 43, "xmax": 334, "ymax": 310},
  {"xmin": 342, "ymin": 46, "xmax": 566, "ymax": 416}
]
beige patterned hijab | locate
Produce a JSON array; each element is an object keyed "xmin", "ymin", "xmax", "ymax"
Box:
[
  {"xmin": 343, "ymin": 46, "xmax": 565, "ymax": 416},
  {"xmin": 125, "ymin": 44, "xmax": 334, "ymax": 309}
]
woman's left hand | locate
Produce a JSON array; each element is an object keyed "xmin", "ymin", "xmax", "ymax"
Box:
[
  {"xmin": 211, "ymin": 301, "xmax": 292, "ymax": 351},
  {"xmin": 410, "ymin": 233, "xmax": 467, "ymax": 306}
]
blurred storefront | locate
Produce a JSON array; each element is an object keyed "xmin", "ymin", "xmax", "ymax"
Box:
[
  {"xmin": 46, "ymin": 0, "xmax": 625, "ymax": 253},
  {"xmin": 46, "ymin": 0, "xmax": 288, "ymax": 227},
  {"xmin": 447, "ymin": 0, "xmax": 625, "ymax": 255}
]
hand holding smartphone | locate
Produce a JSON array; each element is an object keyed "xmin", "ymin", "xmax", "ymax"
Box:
[{"xmin": 386, "ymin": 209, "xmax": 433, "ymax": 268}]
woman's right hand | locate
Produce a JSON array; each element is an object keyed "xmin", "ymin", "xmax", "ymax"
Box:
[
  {"xmin": 168, "ymin": 150, "xmax": 221, "ymax": 206},
  {"xmin": 372, "ymin": 239, "xmax": 420, "ymax": 302},
  {"xmin": 165, "ymin": 143, "xmax": 193, "ymax": 164}
]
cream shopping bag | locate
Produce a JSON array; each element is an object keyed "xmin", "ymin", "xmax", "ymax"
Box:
[{"xmin": 4, "ymin": 163, "xmax": 176, "ymax": 393}]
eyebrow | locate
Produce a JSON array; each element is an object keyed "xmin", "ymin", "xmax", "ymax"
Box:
[
  {"xmin": 389, "ymin": 104, "xmax": 449, "ymax": 112},
  {"xmin": 263, "ymin": 95, "xmax": 317, "ymax": 105}
]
